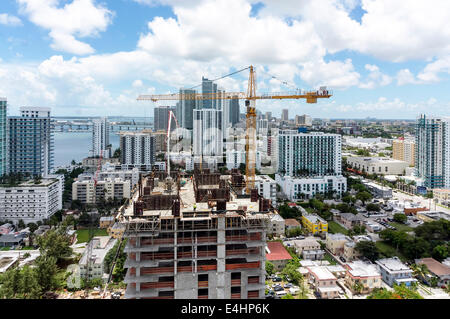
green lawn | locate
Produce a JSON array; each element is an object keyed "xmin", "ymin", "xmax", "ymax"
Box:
[
  {"xmin": 328, "ymin": 221, "xmax": 349, "ymax": 235},
  {"xmin": 388, "ymin": 222, "xmax": 413, "ymax": 232},
  {"xmin": 375, "ymin": 241, "xmax": 408, "ymax": 262},
  {"xmin": 76, "ymin": 229, "xmax": 109, "ymax": 243},
  {"xmin": 323, "ymin": 252, "xmax": 337, "ymax": 265}
]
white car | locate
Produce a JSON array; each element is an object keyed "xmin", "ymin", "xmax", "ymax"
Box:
[
  {"xmin": 276, "ymin": 290, "xmax": 287, "ymax": 297},
  {"xmin": 289, "ymin": 287, "xmax": 300, "ymax": 295}
]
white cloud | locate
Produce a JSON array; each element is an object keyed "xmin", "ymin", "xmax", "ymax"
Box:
[
  {"xmin": 359, "ymin": 64, "xmax": 391, "ymax": 89},
  {"xmin": 396, "ymin": 69, "xmax": 419, "ymax": 86},
  {"xmin": 0, "ymin": 13, "xmax": 22, "ymax": 26},
  {"xmin": 300, "ymin": 59, "xmax": 360, "ymax": 89},
  {"xmin": 17, "ymin": 0, "xmax": 114, "ymax": 55},
  {"xmin": 417, "ymin": 56, "xmax": 450, "ymax": 83}
]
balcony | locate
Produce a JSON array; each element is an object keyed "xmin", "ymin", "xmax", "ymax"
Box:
[
  {"xmin": 177, "ymin": 236, "xmax": 217, "ymax": 244},
  {"xmin": 248, "ymin": 277, "xmax": 260, "ymax": 284},
  {"xmin": 178, "ymin": 265, "xmax": 217, "ymax": 272},
  {"xmin": 178, "ymin": 251, "xmax": 217, "ymax": 258},
  {"xmin": 140, "ymin": 282, "xmax": 174, "ymax": 289},
  {"xmin": 225, "ymin": 262, "xmax": 260, "ymax": 271},
  {"xmin": 248, "ymin": 291, "xmax": 259, "ymax": 298},
  {"xmin": 225, "ymin": 234, "xmax": 261, "ymax": 242},
  {"xmin": 230, "ymin": 293, "xmax": 241, "ymax": 299},
  {"xmin": 198, "ymin": 281, "xmax": 209, "ymax": 288},
  {"xmin": 198, "ymin": 295, "xmax": 208, "ymax": 299},
  {"xmin": 138, "ymin": 267, "xmax": 175, "ymax": 275},
  {"xmin": 225, "ymin": 248, "xmax": 260, "ymax": 256}
]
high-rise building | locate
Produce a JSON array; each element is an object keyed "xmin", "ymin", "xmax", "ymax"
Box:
[
  {"xmin": 179, "ymin": 89, "xmax": 197, "ymax": 129},
  {"xmin": 276, "ymin": 130, "xmax": 346, "ymax": 200},
  {"xmin": 120, "ymin": 131, "xmax": 156, "ymax": 170},
  {"xmin": 0, "ymin": 98, "xmax": 6, "ymax": 176},
  {"xmin": 393, "ymin": 137, "xmax": 415, "ymax": 167},
  {"xmin": 193, "ymin": 109, "xmax": 223, "ymax": 157},
  {"xmin": 201, "ymin": 77, "xmax": 218, "ymax": 109},
  {"xmin": 278, "ymin": 131, "xmax": 342, "ymax": 177},
  {"xmin": 265, "ymin": 112, "xmax": 272, "ymax": 121},
  {"xmin": 229, "ymin": 97, "xmax": 240, "ymax": 126},
  {"xmin": 121, "ymin": 172, "xmax": 270, "ymax": 299},
  {"xmin": 8, "ymin": 107, "xmax": 53, "ymax": 177},
  {"xmin": 154, "ymin": 106, "xmax": 176, "ymax": 132},
  {"xmin": 91, "ymin": 117, "xmax": 111, "ymax": 158},
  {"xmin": 281, "ymin": 109, "xmax": 289, "ymax": 122},
  {"xmin": 415, "ymin": 115, "xmax": 450, "ymax": 189},
  {"xmin": 295, "ymin": 114, "xmax": 312, "ymax": 126}
]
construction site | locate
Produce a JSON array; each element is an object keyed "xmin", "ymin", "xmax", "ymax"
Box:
[{"xmin": 119, "ymin": 168, "xmax": 273, "ymax": 299}]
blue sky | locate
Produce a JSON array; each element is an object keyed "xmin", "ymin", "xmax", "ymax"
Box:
[{"xmin": 0, "ymin": 0, "xmax": 450, "ymax": 119}]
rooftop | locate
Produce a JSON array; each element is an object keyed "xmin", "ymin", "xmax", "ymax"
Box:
[
  {"xmin": 416, "ymin": 258, "xmax": 450, "ymax": 276},
  {"xmin": 346, "ymin": 261, "xmax": 381, "ymax": 278},
  {"xmin": 303, "ymin": 214, "xmax": 327, "ymax": 224},
  {"xmin": 266, "ymin": 242, "xmax": 293, "ymax": 261},
  {"xmin": 307, "ymin": 266, "xmax": 337, "ymax": 281},
  {"xmin": 375, "ymin": 257, "xmax": 412, "ymax": 273},
  {"xmin": 285, "ymin": 219, "xmax": 301, "ymax": 227}
]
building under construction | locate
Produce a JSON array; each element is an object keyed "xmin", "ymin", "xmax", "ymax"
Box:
[{"xmin": 120, "ymin": 169, "xmax": 271, "ymax": 299}]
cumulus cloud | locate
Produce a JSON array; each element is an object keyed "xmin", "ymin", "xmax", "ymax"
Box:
[
  {"xmin": 17, "ymin": 0, "xmax": 114, "ymax": 55},
  {"xmin": 0, "ymin": 13, "xmax": 23, "ymax": 26},
  {"xmin": 359, "ymin": 64, "xmax": 392, "ymax": 89}
]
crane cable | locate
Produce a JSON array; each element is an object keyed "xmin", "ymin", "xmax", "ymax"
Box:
[{"xmin": 187, "ymin": 66, "xmax": 251, "ymax": 90}]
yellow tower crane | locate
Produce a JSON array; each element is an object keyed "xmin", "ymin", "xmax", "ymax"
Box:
[{"xmin": 137, "ymin": 65, "xmax": 332, "ymax": 194}]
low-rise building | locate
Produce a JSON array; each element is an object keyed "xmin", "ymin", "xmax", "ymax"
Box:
[
  {"xmin": 268, "ymin": 214, "xmax": 285, "ymax": 237},
  {"xmin": 0, "ymin": 223, "xmax": 14, "ymax": 235},
  {"xmin": 287, "ymin": 238, "xmax": 321, "ymax": 255},
  {"xmin": 344, "ymin": 261, "xmax": 382, "ymax": 294},
  {"xmin": 0, "ymin": 177, "xmax": 63, "ymax": 224},
  {"xmin": 417, "ymin": 211, "xmax": 450, "ymax": 222},
  {"xmin": 301, "ymin": 214, "xmax": 328, "ymax": 234},
  {"xmin": 276, "ymin": 175, "xmax": 347, "ymax": 201},
  {"xmin": 108, "ymin": 222, "xmax": 125, "ymax": 239},
  {"xmin": 79, "ymin": 236, "xmax": 117, "ymax": 282},
  {"xmin": 363, "ymin": 182, "xmax": 393, "ymax": 199},
  {"xmin": 0, "ymin": 233, "xmax": 26, "ymax": 248},
  {"xmin": 326, "ymin": 233, "xmax": 350, "ymax": 256},
  {"xmin": 285, "ymin": 219, "xmax": 301, "ymax": 232},
  {"xmin": 335, "ymin": 213, "xmax": 364, "ymax": 229},
  {"xmin": 99, "ymin": 216, "xmax": 115, "ymax": 229},
  {"xmin": 265, "ymin": 241, "xmax": 293, "ymax": 271},
  {"xmin": 254, "ymin": 175, "xmax": 277, "ymax": 205},
  {"xmin": 307, "ymin": 266, "xmax": 341, "ymax": 299},
  {"xmin": 416, "ymin": 258, "xmax": 450, "ymax": 287},
  {"xmin": 343, "ymin": 242, "xmax": 361, "ymax": 261},
  {"xmin": 72, "ymin": 178, "xmax": 131, "ymax": 204},
  {"xmin": 347, "ymin": 157, "xmax": 408, "ymax": 176},
  {"xmin": 375, "ymin": 257, "xmax": 417, "ymax": 287},
  {"xmin": 302, "ymin": 249, "xmax": 325, "ymax": 261},
  {"xmin": 432, "ymin": 189, "xmax": 450, "ymax": 205}
]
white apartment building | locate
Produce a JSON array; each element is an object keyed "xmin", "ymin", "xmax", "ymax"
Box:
[
  {"xmin": 226, "ymin": 150, "xmax": 261, "ymax": 171},
  {"xmin": 268, "ymin": 213, "xmax": 285, "ymax": 237},
  {"xmin": 276, "ymin": 175, "xmax": 347, "ymax": 201},
  {"xmin": 295, "ymin": 114, "xmax": 312, "ymax": 126},
  {"xmin": 375, "ymin": 257, "xmax": 417, "ymax": 287},
  {"xmin": 346, "ymin": 156, "xmax": 408, "ymax": 175},
  {"xmin": 91, "ymin": 117, "xmax": 111, "ymax": 158},
  {"xmin": 120, "ymin": 131, "xmax": 156, "ymax": 169},
  {"xmin": 79, "ymin": 236, "xmax": 116, "ymax": 282},
  {"xmin": 72, "ymin": 178, "xmax": 131, "ymax": 204},
  {"xmin": 80, "ymin": 165, "xmax": 140, "ymax": 191},
  {"xmin": 193, "ymin": 109, "xmax": 223, "ymax": 160},
  {"xmin": 254, "ymin": 175, "xmax": 277, "ymax": 205},
  {"xmin": 278, "ymin": 131, "xmax": 342, "ymax": 177},
  {"xmin": 0, "ymin": 176, "xmax": 63, "ymax": 224}
]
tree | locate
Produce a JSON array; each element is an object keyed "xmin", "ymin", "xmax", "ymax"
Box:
[
  {"xmin": 355, "ymin": 241, "xmax": 379, "ymax": 262},
  {"xmin": 367, "ymin": 285, "xmax": 423, "ymax": 299},
  {"xmin": 356, "ymin": 191, "xmax": 372, "ymax": 204},
  {"xmin": 281, "ymin": 262, "xmax": 303, "ymax": 286},
  {"xmin": 366, "ymin": 203, "xmax": 380, "ymax": 212},
  {"xmin": 18, "ymin": 219, "xmax": 25, "ymax": 230},
  {"xmin": 432, "ymin": 245, "xmax": 448, "ymax": 261},
  {"xmin": 27, "ymin": 222, "xmax": 38, "ymax": 233},
  {"xmin": 266, "ymin": 261, "xmax": 275, "ymax": 276},
  {"xmin": 352, "ymin": 280, "xmax": 363, "ymax": 295},
  {"xmin": 286, "ymin": 227, "xmax": 302, "ymax": 238},
  {"xmin": 0, "ymin": 267, "xmax": 21, "ymax": 298},
  {"xmin": 113, "ymin": 148, "xmax": 121, "ymax": 159},
  {"xmin": 36, "ymin": 228, "xmax": 73, "ymax": 261},
  {"xmin": 18, "ymin": 266, "xmax": 41, "ymax": 299},
  {"xmin": 393, "ymin": 213, "xmax": 407, "ymax": 224},
  {"xmin": 34, "ymin": 255, "xmax": 58, "ymax": 293},
  {"xmin": 281, "ymin": 293, "xmax": 294, "ymax": 299},
  {"xmin": 410, "ymin": 263, "xmax": 429, "ymax": 282}
]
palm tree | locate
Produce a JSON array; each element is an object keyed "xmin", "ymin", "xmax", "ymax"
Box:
[
  {"xmin": 411, "ymin": 263, "xmax": 429, "ymax": 282},
  {"xmin": 352, "ymin": 280, "xmax": 363, "ymax": 295}
]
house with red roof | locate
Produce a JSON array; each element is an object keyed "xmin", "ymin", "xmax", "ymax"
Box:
[{"xmin": 266, "ymin": 241, "xmax": 293, "ymax": 271}]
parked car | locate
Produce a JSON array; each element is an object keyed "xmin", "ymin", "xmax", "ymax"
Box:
[
  {"xmin": 284, "ymin": 283, "xmax": 293, "ymax": 288},
  {"xmin": 340, "ymin": 257, "xmax": 346, "ymax": 263},
  {"xmin": 276, "ymin": 290, "xmax": 287, "ymax": 297},
  {"xmin": 274, "ymin": 285, "xmax": 284, "ymax": 292},
  {"xmin": 273, "ymin": 276, "xmax": 282, "ymax": 282}
]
